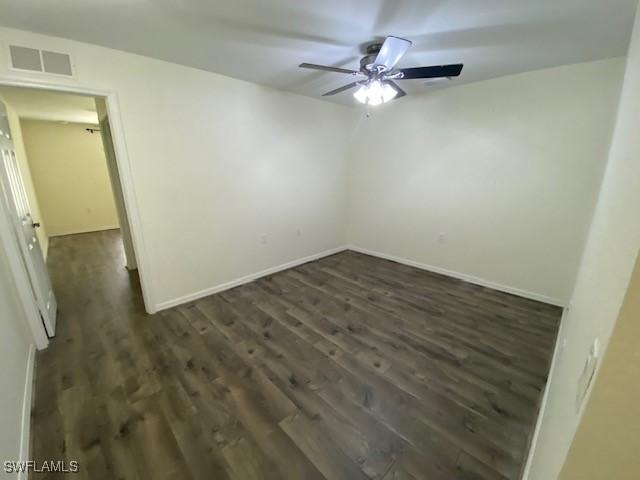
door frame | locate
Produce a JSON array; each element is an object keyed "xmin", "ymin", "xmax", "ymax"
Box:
[{"xmin": 0, "ymin": 78, "xmax": 157, "ymax": 348}]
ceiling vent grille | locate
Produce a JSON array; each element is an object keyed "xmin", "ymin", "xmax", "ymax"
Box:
[{"xmin": 9, "ymin": 45, "xmax": 73, "ymax": 77}]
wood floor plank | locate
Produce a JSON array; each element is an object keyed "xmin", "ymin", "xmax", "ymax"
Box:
[
  {"xmin": 31, "ymin": 230, "xmax": 562, "ymax": 480},
  {"xmin": 280, "ymin": 412, "xmax": 371, "ymax": 480},
  {"xmin": 231, "ymin": 319, "xmax": 400, "ymax": 479}
]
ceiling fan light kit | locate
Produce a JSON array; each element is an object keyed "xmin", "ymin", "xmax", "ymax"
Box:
[
  {"xmin": 353, "ymin": 80, "xmax": 398, "ymax": 105},
  {"xmin": 299, "ymin": 36, "xmax": 463, "ymax": 106}
]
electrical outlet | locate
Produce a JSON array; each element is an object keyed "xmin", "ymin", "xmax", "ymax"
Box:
[
  {"xmin": 260, "ymin": 234, "xmax": 268, "ymax": 245},
  {"xmin": 296, "ymin": 229, "xmax": 302, "ymax": 237},
  {"xmin": 438, "ymin": 232, "xmax": 446, "ymax": 244}
]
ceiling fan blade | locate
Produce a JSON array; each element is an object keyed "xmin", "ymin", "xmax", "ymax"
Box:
[
  {"xmin": 322, "ymin": 82, "xmax": 359, "ymax": 96},
  {"xmin": 374, "ymin": 36, "xmax": 412, "ymax": 70},
  {"xmin": 299, "ymin": 62, "xmax": 360, "ymax": 75},
  {"xmin": 387, "ymin": 80, "xmax": 406, "ymax": 99},
  {"xmin": 398, "ymin": 64, "xmax": 463, "ymax": 80}
]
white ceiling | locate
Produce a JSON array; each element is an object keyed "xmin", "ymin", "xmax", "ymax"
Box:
[
  {"xmin": 0, "ymin": 0, "xmax": 637, "ymax": 106},
  {"xmin": 0, "ymin": 86, "xmax": 98, "ymax": 124}
]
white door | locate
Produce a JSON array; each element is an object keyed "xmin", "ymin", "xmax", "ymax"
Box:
[{"xmin": 0, "ymin": 102, "xmax": 57, "ymax": 336}]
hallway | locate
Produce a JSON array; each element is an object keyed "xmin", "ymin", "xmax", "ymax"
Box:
[
  {"xmin": 30, "ymin": 230, "xmax": 561, "ymax": 480},
  {"xmin": 31, "ymin": 230, "xmax": 147, "ymax": 478}
]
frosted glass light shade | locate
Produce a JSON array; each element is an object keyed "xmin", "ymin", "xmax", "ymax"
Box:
[{"xmin": 353, "ymin": 80, "xmax": 398, "ymax": 105}]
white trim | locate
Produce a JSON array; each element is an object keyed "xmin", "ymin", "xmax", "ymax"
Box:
[
  {"xmin": 521, "ymin": 306, "xmax": 569, "ymax": 479},
  {"xmin": 156, "ymin": 246, "xmax": 348, "ymax": 311},
  {"xmin": 17, "ymin": 344, "xmax": 36, "ymax": 480},
  {"xmin": 0, "ymin": 77, "xmax": 157, "ymax": 315},
  {"xmin": 0, "ymin": 160, "xmax": 48, "ymax": 349},
  {"xmin": 347, "ymin": 244, "xmax": 567, "ymax": 307},
  {"xmin": 102, "ymin": 90, "xmax": 156, "ymax": 312}
]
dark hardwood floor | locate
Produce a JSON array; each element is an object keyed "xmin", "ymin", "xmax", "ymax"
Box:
[{"xmin": 31, "ymin": 230, "xmax": 562, "ymax": 480}]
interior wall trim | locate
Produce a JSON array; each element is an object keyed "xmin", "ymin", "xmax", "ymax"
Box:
[
  {"xmin": 347, "ymin": 244, "xmax": 567, "ymax": 307},
  {"xmin": 155, "ymin": 245, "xmax": 349, "ymax": 312},
  {"xmin": 18, "ymin": 344, "xmax": 36, "ymax": 480}
]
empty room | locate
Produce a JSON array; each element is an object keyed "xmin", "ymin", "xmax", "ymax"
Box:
[{"xmin": 0, "ymin": 1, "xmax": 638, "ymax": 479}]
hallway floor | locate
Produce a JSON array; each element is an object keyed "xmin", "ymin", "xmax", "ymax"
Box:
[{"xmin": 31, "ymin": 230, "xmax": 562, "ymax": 479}]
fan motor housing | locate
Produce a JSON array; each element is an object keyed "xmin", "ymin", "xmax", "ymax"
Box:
[
  {"xmin": 365, "ymin": 42, "xmax": 383, "ymax": 55},
  {"xmin": 360, "ymin": 42, "xmax": 384, "ymax": 72}
]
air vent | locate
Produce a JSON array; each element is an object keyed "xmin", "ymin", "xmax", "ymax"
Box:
[
  {"xmin": 9, "ymin": 45, "xmax": 73, "ymax": 77},
  {"xmin": 42, "ymin": 50, "xmax": 73, "ymax": 76},
  {"xmin": 9, "ymin": 45, "xmax": 42, "ymax": 72}
]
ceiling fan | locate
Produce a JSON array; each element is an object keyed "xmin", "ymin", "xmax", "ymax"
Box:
[{"xmin": 299, "ymin": 36, "xmax": 463, "ymax": 106}]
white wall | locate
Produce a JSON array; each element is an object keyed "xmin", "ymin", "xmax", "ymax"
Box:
[
  {"xmin": 0, "ymin": 27, "xmax": 352, "ymax": 310},
  {"xmin": 347, "ymin": 58, "xmax": 624, "ymax": 304},
  {"xmin": 526, "ymin": 8, "xmax": 640, "ymax": 480},
  {"xmin": 21, "ymin": 119, "xmax": 120, "ymax": 237},
  {"xmin": 0, "ymin": 242, "xmax": 34, "ymax": 478}
]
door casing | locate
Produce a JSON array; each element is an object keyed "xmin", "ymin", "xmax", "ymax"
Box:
[{"xmin": 0, "ymin": 78, "xmax": 157, "ymax": 348}]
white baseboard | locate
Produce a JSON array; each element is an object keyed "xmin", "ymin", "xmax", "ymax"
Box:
[
  {"xmin": 18, "ymin": 344, "xmax": 36, "ymax": 480},
  {"xmin": 347, "ymin": 244, "xmax": 566, "ymax": 307},
  {"xmin": 155, "ymin": 245, "xmax": 348, "ymax": 312},
  {"xmin": 48, "ymin": 225, "xmax": 120, "ymax": 237}
]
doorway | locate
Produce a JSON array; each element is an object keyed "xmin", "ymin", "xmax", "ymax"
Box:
[{"xmin": 0, "ymin": 85, "xmax": 142, "ymax": 344}]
